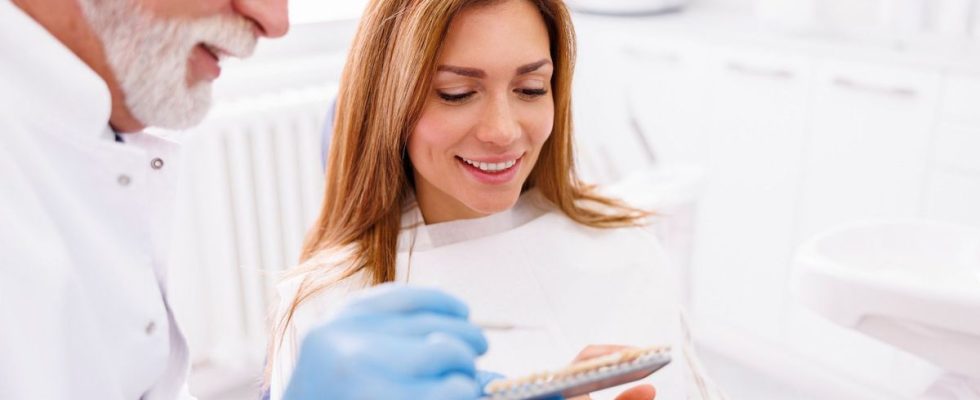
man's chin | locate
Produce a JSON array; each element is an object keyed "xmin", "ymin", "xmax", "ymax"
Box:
[{"xmin": 128, "ymin": 83, "xmax": 213, "ymax": 130}]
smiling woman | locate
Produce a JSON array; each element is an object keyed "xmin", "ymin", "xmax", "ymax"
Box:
[{"xmin": 265, "ymin": 0, "xmax": 727, "ymax": 399}]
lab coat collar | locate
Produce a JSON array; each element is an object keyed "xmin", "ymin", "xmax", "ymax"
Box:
[{"xmin": 0, "ymin": 0, "xmax": 112, "ymax": 140}]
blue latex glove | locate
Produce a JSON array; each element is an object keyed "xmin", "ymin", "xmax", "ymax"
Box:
[
  {"xmin": 476, "ymin": 370, "xmax": 505, "ymax": 395},
  {"xmin": 284, "ymin": 283, "xmax": 489, "ymax": 400}
]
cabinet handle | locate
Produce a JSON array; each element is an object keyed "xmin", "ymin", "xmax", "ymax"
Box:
[
  {"xmin": 832, "ymin": 77, "xmax": 919, "ymax": 99},
  {"xmin": 725, "ymin": 62, "xmax": 795, "ymax": 80}
]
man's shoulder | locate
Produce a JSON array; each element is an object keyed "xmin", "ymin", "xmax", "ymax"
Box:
[
  {"xmin": 0, "ymin": 147, "xmax": 72, "ymax": 276},
  {"xmin": 0, "ymin": 114, "xmax": 64, "ymax": 243},
  {"xmin": 0, "ymin": 105, "xmax": 35, "ymax": 147}
]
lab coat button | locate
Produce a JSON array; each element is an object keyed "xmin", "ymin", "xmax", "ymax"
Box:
[
  {"xmin": 117, "ymin": 174, "xmax": 131, "ymax": 187},
  {"xmin": 145, "ymin": 321, "xmax": 156, "ymax": 336},
  {"xmin": 150, "ymin": 158, "xmax": 164, "ymax": 170}
]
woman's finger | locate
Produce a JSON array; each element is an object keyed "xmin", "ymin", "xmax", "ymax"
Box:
[{"xmin": 614, "ymin": 384, "xmax": 656, "ymax": 400}]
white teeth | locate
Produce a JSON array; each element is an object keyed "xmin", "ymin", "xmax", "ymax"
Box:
[{"xmin": 461, "ymin": 158, "xmax": 517, "ymax": 172}]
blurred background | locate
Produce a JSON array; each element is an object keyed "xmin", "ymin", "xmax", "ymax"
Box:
[{"xmin": 160, "ymin": 0, "xmax": 980, "ymax": 398}]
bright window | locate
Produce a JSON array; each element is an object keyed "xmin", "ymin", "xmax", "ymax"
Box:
[{"xmin": 289, "ymin": 0, "xmax": 369, "ymax": 24}]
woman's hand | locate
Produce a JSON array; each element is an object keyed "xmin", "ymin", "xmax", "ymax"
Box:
[{"xmin": 567, "ymin": 345, "xmax": 657, "ymax": 400}]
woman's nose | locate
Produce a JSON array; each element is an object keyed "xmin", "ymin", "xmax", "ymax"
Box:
[
  {"xmin": 234, "ymin": 0, "xmax": 289, "ymax": 38},
  {"xmin": 476, "ymin": 96, "xmax": 521, "ymax": 147}
]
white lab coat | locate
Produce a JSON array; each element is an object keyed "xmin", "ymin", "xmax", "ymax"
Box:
[
  {"xmin": 271, "ymin": 190, "xmax": 727, "ymax": 400},
  {"xmin": 0, "ymin": 2, "xmax": 192, "ymax": 399}
]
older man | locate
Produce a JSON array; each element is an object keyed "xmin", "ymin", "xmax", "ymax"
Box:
[{"xmin": 0, "ymin": 0, "xmax": 487, "ymax": 398}]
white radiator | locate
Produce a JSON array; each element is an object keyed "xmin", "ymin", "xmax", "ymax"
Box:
[{"xmin": 166, "ymin": 84, "xmax": 336, "ymax": 372}]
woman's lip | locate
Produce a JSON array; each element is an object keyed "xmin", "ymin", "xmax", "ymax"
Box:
[
  {"xmin": 457, "ymin": 153, "xmax": 524, "ymax": 163},
  {"xmin": 456, "ymin": 156, "xmax": 522, "ymax": 185}
]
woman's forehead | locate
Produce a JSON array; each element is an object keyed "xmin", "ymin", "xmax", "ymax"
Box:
[{"xmin": 437, "ymin": 0, "xmax": 551, "ymax": 71}]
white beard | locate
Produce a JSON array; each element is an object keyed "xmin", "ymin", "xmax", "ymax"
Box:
[{"xmin": 77, "ymin": 0, "xmax": 257, "ymax": 129}]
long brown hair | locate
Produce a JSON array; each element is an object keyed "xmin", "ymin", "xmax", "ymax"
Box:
[{"xmin": 266, "ymin": 0, "xmax": 647, "ymax": 385}]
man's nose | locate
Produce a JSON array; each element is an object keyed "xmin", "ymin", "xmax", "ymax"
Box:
[
  {"xmin": 476, "ymin": 96, "xmax": 521, "ymax": 147},
  {"xmin": 234, "ymin": 0, "xmax": 289, "ymax": 38}
]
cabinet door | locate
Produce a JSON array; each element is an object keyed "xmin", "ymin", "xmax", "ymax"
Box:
[
  {"xmin": 940, "ymin": 72, "xmax": 980, "ymax": 128},
  {"xmin": 624, "ymin": 35, "xmax": 713, "ymax": 167},
  {"xmin": 796, "ymin": 60, "xmax": 942, "ymax": 240},
  {"xmin": 572, "ymin": 23, "xmax": 659, "ymax": 184},
  {"xmin": 927, "ymin": 72, "xmax": 980, "ymax": 227},
  {"xmin": 925, "ymin": 169, "xmax": 980, "ymax": 227},
  {"xmin": 690, "ymin": 47, "xmax": 812, "ymax": 340}
]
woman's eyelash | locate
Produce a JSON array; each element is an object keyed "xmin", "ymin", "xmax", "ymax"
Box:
[
  {"xmin": 438, "ymin": 88, "xmax": 548, "ymax": 103},
  {"xmin": 518, "ymin": 88, "xmax": 548, "ymax": 98},
  {"xmin": 438, "ymin": 91, "xmax": 475, "ymax": 103}
]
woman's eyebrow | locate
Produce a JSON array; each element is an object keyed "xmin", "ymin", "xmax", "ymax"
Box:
[
  {"xmin": 437, "ymin": 65, "xmax": 486, "ymax": 78},
  {"xmin": 436, "ymin": 59, "xmax": 553, "ymax": 78},
  {"xmin": 516, "ymin": 59, "xmax": 551, "ymax": 75}
]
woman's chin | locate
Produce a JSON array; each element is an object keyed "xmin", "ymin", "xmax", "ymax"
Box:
[{"xmin": 463, "ymin": 192, "xmax": 521, "ymax": 217}]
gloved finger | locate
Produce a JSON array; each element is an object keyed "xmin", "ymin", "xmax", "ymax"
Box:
[
  {"xmin": 344, "ymin": 372, "xmax": 480, "ymax": 400},
  {"xmin": 405, "ymin": 332, "xmax": 479, "ymax": 378},
  {"xmin": 319, "ymin": 332, "xmax": 477, "ymax": 379},
  {"xmin": 346, "ymin": 313, "xmax": 487, "ymax": 355},
  {"xmin": 476, "ymin": 370, "xmax": 506, "ymax": 394},
  {"xmin": 342, "ymin": 283, "xmax": 470, "ymax": 318},
  {"xmin": 398, "ymin": 373, "xmax": 481, "ymax": 400}
]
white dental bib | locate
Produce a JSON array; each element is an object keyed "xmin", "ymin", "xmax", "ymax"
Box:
[
  {"xmin": 395, "ymin": 189, "xmax": 710, "ymax": 399},
  {"xmin": 271, "ymin": 189, "xmax": 725, "ymax": 399}
]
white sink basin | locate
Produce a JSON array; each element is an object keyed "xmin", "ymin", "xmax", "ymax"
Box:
[{"xmin": 794, "ymin": 220, "xmax": 980, "ymax": 380}]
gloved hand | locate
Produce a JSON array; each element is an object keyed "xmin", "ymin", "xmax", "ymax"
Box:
[
  {"xmin": 477, "ymin": 370, "xmax": 505, "ymax": 395},
  {"xmin": 284, "ymin": 283, "xmax": 489, "ymax": 400}
]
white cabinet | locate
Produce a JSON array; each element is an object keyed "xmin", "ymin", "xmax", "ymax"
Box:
[
  {"xmin": 795, "ymin": 59, "xmax": 942, "ymax": 240},
  {"xmin": 932, "ymin": 124, "xmax": 980, "ymax": 174},
  {"xmin": 926, "ymin": 72, "xmax": 980, "ymax": 227},
  {"xmin": 925, "ymin": 169, "xmax": 980, "ymax": 227},
  {"xmin": 926, "ymin": 167, "xmax": 980, "ymax": 223},
  {"xmin": 572, "ymin": 20, "xmax": 659, "ymax": 184},
  {"xmin": 940, "ymin": 73, "xmax": 980, "ymax": 128},
  {"xmin": 690, "ymin": 48, "xmax": 812, "ymax": 339},
  {"xmin": 625, "ymin": 36, "xmax": 712, "ymax": 166},
  {"xmin": 933, "ymin": 73, "xmax": 980, "ymax": 175}
]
